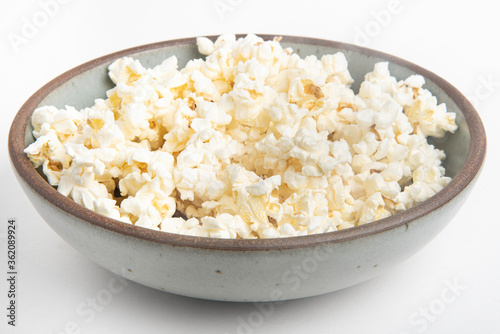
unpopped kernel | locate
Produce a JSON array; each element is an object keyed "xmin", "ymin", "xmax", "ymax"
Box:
[{"xmin": 25, "ymin": 34, "xmax": 457, "ymax": 239}]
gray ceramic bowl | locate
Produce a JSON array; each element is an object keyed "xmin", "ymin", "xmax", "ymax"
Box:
[{"xmin": 9, "ymin": 35, "xmax": 486, "ymax": 302}]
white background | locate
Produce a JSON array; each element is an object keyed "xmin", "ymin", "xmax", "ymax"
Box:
[{"xmin": 1, "ymin": 0, "xmax": 499, "ymax": 333}]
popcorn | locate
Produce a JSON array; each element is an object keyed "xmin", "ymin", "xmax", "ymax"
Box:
[
  {"xmin": 94, "ymin": 198, "xmax": 123, "ymax": 221},
  {"xmin": 25, "ymin": 34, "xmax": 458, "ymax": 239},
  {"xmin": 280, "ymin": 189, "xmax": 334, "ymax": 235},
  {"xmin": 24, "ymin": 128, "xmax": 70, "ymax": 185},
  {"xmin": 226, "ymin": 164, "xmax": 282, "ymax": 237},
  {"xmin": 196, "ymin": 37, "xmax": 215, "ymax": 56}
]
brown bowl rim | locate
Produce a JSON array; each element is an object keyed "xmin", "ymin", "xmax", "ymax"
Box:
[{"xmin": 8, "ymin": 34, "xmax": 487, "ymax": 251}]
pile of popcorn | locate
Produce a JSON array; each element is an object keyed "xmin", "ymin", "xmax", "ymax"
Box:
[{"xmin": 25, "ymin": 34, "xmax": 458, "ymax": 239}]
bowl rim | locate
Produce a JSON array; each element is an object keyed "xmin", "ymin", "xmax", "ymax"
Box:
[{"xmin": 8, "ymin": 34, "xmax": 487, "ymax": 251}]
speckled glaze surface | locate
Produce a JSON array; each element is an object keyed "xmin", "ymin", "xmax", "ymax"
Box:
[{"xmin": 8, "ymin": 35, "xmax": 486, "ymax": 301}]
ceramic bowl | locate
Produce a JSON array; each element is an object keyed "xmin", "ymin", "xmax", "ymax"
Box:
[{"xmin": 8, "ymin": 35, "xmax": 486, "ymax": 301}]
